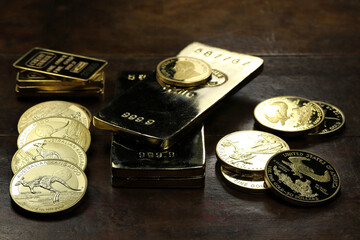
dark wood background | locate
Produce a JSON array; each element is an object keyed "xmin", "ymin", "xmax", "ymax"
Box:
[{"xmin": 1, "ymin": 1, "xmax": 359, "ymax": 239}]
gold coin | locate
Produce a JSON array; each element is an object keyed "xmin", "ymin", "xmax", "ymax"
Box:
[
  {"xmin": 12, "ymin": 137, "xmax": 87, "ymax": 174},
  {"xmin": 220, "ymin": 166, "xmax": 267, "ymax": 193},
  {"xmin": 254, "ymin": 96, "xmax": 324, "ymax": 135},
  {"xmin": 264, "ymin": 150, "xmax": 341, "ymax": 206},
  {"xmin": 10, "ymin": 159, "xmax": 87, "ymax": 213},
  {"xmin": 156, "ymin": 56, "xmax": 212, "ymax": 87},
  {"xmin": 18, "ymin": 101, "xmax": 92, "ymax": 133},
  {"xmin": 216, "ymin": 130, "xmax": 289, "ymax": 173},
  {"xmin": 17, "ymin": 117, "xmax": 91, "ymax": 152},
  {"xmin": 308, "ymin": 101, "xmax": 345, "ymax": 135}
]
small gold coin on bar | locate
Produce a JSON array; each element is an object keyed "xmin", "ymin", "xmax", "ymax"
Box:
[
  {"xmin": 17, "ymin": 117, "xmax": 91, "ymax": 152},
  {"xmin": 220, "ymin": 166, "xmax": 267, "ymax": 193},
  {"xmin": 216, "ymin": 130, "xmax": 289, "ymax": 173},
  {"xmin": 309, "ymin": 101, "xmax": 345, "ymax": 136},
  {"xmin": 12, "ymin": 137, "xmax": 87, "ymax": 174},
  {"xmin": 18, "ymin": 101, "xmax": 92, "ymax": 133},
  {"xmin": 264, "ymin": 150, "xmax": 341, "ymax": 206},
  {"xmin": 254, "ymin": 96, "xmax": 324, "ymax": 135},
  {"xmin": 156, "ymin": 56, "xmax": 212, "ymax": 87},
  {"xmin": 10, "ymin": 159, "xmax": 87, "ymax": 213}
]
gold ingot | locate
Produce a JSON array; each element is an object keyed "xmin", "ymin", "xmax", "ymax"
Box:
[
  {"xmin": 254, "ymin": 96, "xmax": 325, "ymax": 135},
  {"xmin": 18, "ymin": 101, "xmax": 92, "ymax": 133},
  {"xmin": 156, "ymin": 56, "xmax": 212, "ymax": 87},
  {"xmin": 10, "ymin": 159, "xmax": 87, "ymax": 213},
  {"xmin": 17, "ymin": 117, "xmax": 91, "ymax": 152},
  {"xmin": 12, "ymin": 137, "xmax": 87, "ymax": 174},
  {"xmin": 216, "ymin": 130, "xmax": 289, "ymax": 173}
]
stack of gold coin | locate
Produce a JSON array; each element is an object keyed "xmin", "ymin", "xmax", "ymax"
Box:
[
  {"xmin": 156, "ymin": 56, "xmax": 212, "ymax": 87},
  {"xmin": 13, "ymin": 47, "xmax": 107, "ymax": 97},
  {"xmin": 10, "ymin": 100, "xmax": 91, "ymax": 213},
  {"xmin": 254, "ymin": 96, "xmax": 345, "ymax": 136},
  {"xmin": 216, "ymin": 130, "xmax": 290, "ymax": 193}
]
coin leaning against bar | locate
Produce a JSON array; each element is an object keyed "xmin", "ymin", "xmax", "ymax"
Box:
[
  {"xmin": 254, "ymin": 96, "xmax": 324, "ymax": 134},
  {"xmin": 17, "ymin": 117, "xmax": 91, "ymax": 152},
  {"xmin": 10, "ymin": 159, "xmax": 87, "ymax": 213},
  {"xmin": 221, "ymin": 166, "xmax": 267, "ymax": 192},
  {"xmin": 264, "ymin": 150, "xmax": 341, "ymax": 206},
  {"xmin": 18, "ymin": 100, "xmax": 92, "ymax": 133},
  {"xmin": 12, "ymin": 137, "xmax": 87, "ymax": 174},
  {"xmin": 156, "ymin": 56, "xmax": 212, "ymax": 87},
  {"xmin": 216, "ymin": 130, "xmax": 290, "ymax": 172},
  {"xmin": 309, "ymin": 101, "xmax": 345, "ymax": 135}
]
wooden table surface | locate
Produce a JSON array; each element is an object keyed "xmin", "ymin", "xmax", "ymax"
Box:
[{"xmin": 1, "ymin": 1, "xmax": 359, "ymax": 239}]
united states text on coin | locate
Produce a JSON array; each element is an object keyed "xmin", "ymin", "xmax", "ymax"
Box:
[
  {"xmin": 10, "ymin": 160, "xmax": 87, "ymax": 213},
  {"xmin": 12, "ymin": 137, "xmax": 87, "ymax": 174},
  {"xmin": 254, "ymin": 96, "xmax": 324, "ymax": 135},
  {"xmin": 309, "ymin": 101, "xmax": 345, "ymax": 135},
  {"xmin": 221, "ymin": 166, "xmax": 267, "ymax": 192},
  {"xmin": 216, "ymin": 130, "xmax": 289, "ymax": 172},
  {"xmin": 264, "ymin": 150, "xmax": 341, "ymax": 206},
  {"xmin": 156, "ymin": 56, "xmax": 212, "ymax": 87},
  {"xmin": 18, "ymin": 100, "xmax": 91, "ymax": 133},
  {"xmin": 17, "ymin": 117, "xmax": 91, "ymax": 152}
]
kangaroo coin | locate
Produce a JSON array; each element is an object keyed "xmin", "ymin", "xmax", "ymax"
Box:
[
  {"xmin": 12, "ymin": 137, "xmax": 87, "ymax": 174},
  {"xmin": 10, "ymin": 159, "xmax": 87, "ymax": 213},
  {"xmin": 17, "ymin": 117, "xmax": 91, "ymax": 152},
  {"xmin": 18, "ymin": 100, "xmax": 92, "ymax": 133}
]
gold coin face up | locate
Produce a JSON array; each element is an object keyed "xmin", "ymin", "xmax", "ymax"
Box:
[
  {"xmin": 216, "ymin": 130, "xmax": 290, "ymax": 172},
  {"xmin": 220, "ymin": 166, "xmax": 267, "ymax": 193},
  {"xmin": 254, "ymin": 96, "xmax": 325, "ymax": 135},
  {"xmin": 10, "ymin": 160, "xmax": 87, "ymax": 213},
  {"xmin": 156, "ymin": 56, "xmax": 212, "ymax": 87},
  {"xmin": 17, "ymin": 117, "xmax": 91, "ymax": 152},
  {"xmin": 18, "ymin": 101, "xmax": 92, "ymax": 133},
  {"xmin": 309, "ymin": 101, "xmax": 345, "ymax": 135},
  {"xmin": 12, "ymin": 137, "xmax": 87, "ymax": 174},
  {"xmin": 264, "ymin": 150, "xmax": 341, "ymax": 206}
]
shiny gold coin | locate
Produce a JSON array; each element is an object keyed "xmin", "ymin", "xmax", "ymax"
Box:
[
  {"xmin": 17, "ymin": 117, "xmax": 91, "ymax": 152},
  {"xmin": 10, "ymin": 159, "xmax": 87, "ymax": 213},
  {"xmin": 12, "ymin": 137, "xmax": 87, "ymax": 174},
  {"xmin": 254, "ymin": 96, "xmax": 325, "ymax": 135},
  {"xmin": 18, "ymin": 101, "xmax": 92, "ymax": 133},
  {"xmin": 264, "ymin": 150, "xmax": 341, "ymax": 206},
  {"xmin": 156, "ymin": 56, "xmax": 212, "ymax": 87},
  {"xmin": 220, "ymin": 166, "xmax": 267, "ymax": 193},
  {"xmin": 216, "ymin": 130, "xmax": 289, "ymax": 173},
  {"xmin": 308, "ymin": 101, "xmax": 345, "ymax": 135}
]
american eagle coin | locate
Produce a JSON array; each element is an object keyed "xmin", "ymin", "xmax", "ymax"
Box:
[
  {"xmin": 10, "ymin": 159, "xmax": 87, "ymax": 213},
  {"xmin": 264, "ymin": 150, "xmax": 341, "ymax": 206},
  {"xmin": 18, "ymin": 101, "xmax": 92, "ymax": 133},
  {"xmin": 309, "ymin": 101, "xmax": 345, "ymax": 135},
  {"xmin": 12, "ymin": 137, "xmax": 87, "ymax": 174},
  {"xmin": 220, "ymin": 166, "xmax": 267, "ymax": 193},
  {"xmin": 216, "ymin": 130, "xmax": 289, "ymax": 172},
  {"xmin": 156, "ymin": 56, "xmax": 212, "ymax": 87},
  {"xmin": 254, "ymin": 96, "xmax": 324, "ymax": 135},
  {"xmin": 17, "ymin": 117, "xmax": 91, "ymax": 152}
]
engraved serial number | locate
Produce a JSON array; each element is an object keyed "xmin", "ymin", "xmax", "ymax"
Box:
[
  {"xmin": 121, "ymin": 112, "xmax": 155, "ymax": 125},
  {"xmin": 193, "ymin": 48, "xmax": 251, "ymax": 65},
  {"xmin": 138, "ymin": 151, "xmax": 175, "ymax": 159}
]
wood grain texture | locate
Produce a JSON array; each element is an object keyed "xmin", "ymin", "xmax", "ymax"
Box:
[{"xmin": 0, "ymin": 0, "xmax": 359, "ymax": 239}]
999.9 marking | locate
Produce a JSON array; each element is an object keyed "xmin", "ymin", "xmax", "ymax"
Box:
[
  {"xmin": 138, "ymin": 151, "xmax": 175, "ymax": 159},
  {"xmin": 121, "ymin": 112, "xmax": 155, "ymax": 125}
]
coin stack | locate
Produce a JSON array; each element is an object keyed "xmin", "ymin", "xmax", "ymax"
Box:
[
  {"xmin": 9, "ymin": 101, "xmax": 91, "ymax": 213},
  {"xmin": 253, "ymin": 96, "xmax": 345, "ymax": 136},
  {"xmin": 13, "ymin": 47, "xmax": 107, "ymax": 97},
  {"xmin": 216, "ymin": 130, "xmax": 290, "ymax": 193}
]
